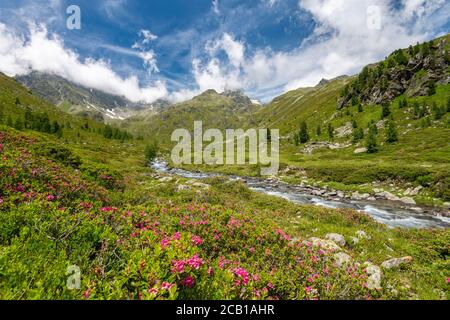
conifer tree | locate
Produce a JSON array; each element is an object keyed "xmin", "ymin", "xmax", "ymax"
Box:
[
  {"xmin": 298, "ymin": 121, "xmax": 309, "ymax": 144},
  {"xmin": 366, "ymin": 124, "xmax": 378, "ymax": 153},
  {"xmin": 427, "ymin": 80, "xmax": 436, "ymax": 96},
  {"xmin": 381, "ymin": 103, "xmax": 391, "ymax": 119},
  {"xmin": 316, "ymin": 125, "xmax": 321, "ymax": 137},
  {"xmin": 352, "ymin": 127, "xmax": 364, "ymax": 143},
  {"xmin": 385, "ymin": 120, "xmax": 398, "ymax": 143},
  {"xmin": 327, "ymin": 123, "xmax": 334, "ymax": 139}
]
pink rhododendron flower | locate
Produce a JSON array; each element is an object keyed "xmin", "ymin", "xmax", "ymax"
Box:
[
  {"xmin": 46, "ymin": 195, "xmax": 55, "ymax": 202},
  {"xmin": 275, "ymin": 229, "xmax": 291, "ymax": 241},
  {"xmin": 148, "ymin": 287, "xmax": 158, "ymax": 294},
  {"xmin": 82, "ymin": 288, "xmax": 92, "ymax": 299},
  {"xmin": 172, "ymin": 260, "xmax": 186, "ymax": 274},
  {"xmin": 161, "ymin": 238, "xmax": 170, "ymax": 247},
  {"xmin": 161, "ymin": 282, "xmax": 175, "ymax": 290},
  {"xmin": 233, "ymin": 267, "xmax": 249, "ymax": 285},
  {"xmin": 191, "ymin": 235, "xmax": 203, "ymax": 246},
  {"xmin": 186, "ymin": 254, "xmax": 204, "ymax": 270},
  {"xmin": 180, "ymin": 276, "xmax": 195, "ymax": 288},
  {"xmin": 173, "ymin": 232, "xmax": 181, "ymax": 241}
]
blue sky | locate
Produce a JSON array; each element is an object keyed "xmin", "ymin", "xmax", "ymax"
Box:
[{"xmin": 0, "ymin": 0, "xmax": 449, "ymax": 103}]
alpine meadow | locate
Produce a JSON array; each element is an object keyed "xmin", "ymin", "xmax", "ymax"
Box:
[{"xmin": 0, "ymin": 0, "xmax": 449, "ymax": 304}]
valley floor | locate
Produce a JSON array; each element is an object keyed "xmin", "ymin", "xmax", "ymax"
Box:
[{"xmin": 0, "ymin": 126, "xmax": 449, "ymax": 300}]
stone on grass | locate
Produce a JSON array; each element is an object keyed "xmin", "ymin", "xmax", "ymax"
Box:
[
  {"xmin": 306, "ymin": 237, "xmax": 341, "ymax": 251},
  {"xmin": 364, "ymin": 262, "xmax": 382, "ymax": 290},
  {"xmin": 356, "ymin": 230, "xmax": 371, "ymax": 240},
  {"xmin": 381, "ymin": 256, "xmax": 413, "ymax": 270},
  {"xmin": 325, "ymin": 233, "xmax": 346, "ymax": 246},
  {"xmin": 334, "ymin": 252, "xmax": 351, "ymax": 267},
  {"xmin": 354, "ymin": 147, "xmax": 368, "ymax": 154}
]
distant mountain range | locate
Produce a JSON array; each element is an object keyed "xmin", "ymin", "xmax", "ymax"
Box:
[
  {"xmin": 15, "ymin": 71, "xmax": 171, "ymax": 123},
  {"xmin": 121, "ymin": 88, "xmax": 262, "ymax": 139},
  {"xmin": 12, "ymin": 34, "xmax": 450, "ymax": 146}
]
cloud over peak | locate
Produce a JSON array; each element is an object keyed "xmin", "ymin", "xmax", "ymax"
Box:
[{"xmin": 0, "ymin": 23, "xmax": 167, "ymax": 103}]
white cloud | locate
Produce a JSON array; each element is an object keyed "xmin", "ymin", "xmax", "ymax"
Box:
[
  {"xmin": 212, "ymin": 0, "xmax": 220, "ymax": 15},
  {"xmin": 192, "ymin": 0, "xmax": 448, "ymax": 101},
  {"xmin": 0, "ymin": 23, "xmax": 167, "ymax": 103},
  {"xmin": 265, "ymin": 0, "xmax": 278, "ymax": 7},
  {"xmin": 138, "ymin": 29, "xmax": 158, "ymax": 44},
  {"xmin": 206, "ymin": 33, "xmax": 245, "ymax": 68},
  {"xmin": 131, "ymin": 29, "xmax": 160, "ymax": 75}
]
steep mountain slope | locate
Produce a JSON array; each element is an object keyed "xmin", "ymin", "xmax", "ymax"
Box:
[
  {"xmin": 339, "ymin": 34, "xmax": 450, "ymax": 107},
  {"xmin": 0, "ymin": 72, "xmax": 134, "ymax": 144},
  {"xmin": 122, "ymin": 89, "xmax": 262, "ymax": 140},
  {"xmin": 16, "ymin": 71, "xmax": 170, "ymax": 123},
  {"xmin": 253, "ymin": 76, "xmax": 351, "ymax": 136}
]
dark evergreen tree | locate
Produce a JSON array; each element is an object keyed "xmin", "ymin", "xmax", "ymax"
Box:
[
  {"xmin": 327, "ymin": 123, "xmax": 334, "ymax": 139},
  {"xmin": 51, "ymin": 121, "xmax": 60, "ymax": 134},
  {"xmin": 316, "ymin": 125, "xmax": 321, "ymax": 137},
  {"xmin": 352, "ymin": 119, "xmax": 358, "ymax": 129},
  {"xmin": 298, "ymin": 121, "xmax": 309, "ymax": 144},
  {"xmin": 294, "ymin": 134, "xmax": 299, "ymax": 146},
  {"xmin": 368, "ymin": 120, "xmax": 378, "ymax": 134},
  {"xmin": 385, "ymin": 120, "xmax": 398, "ymax": 143},
  {"xmin": 357, "ymin": 104, "xmax": 363, "ymax": 113},
  {"xmin": 381, "ymin": 103, "xmax": 391, "ymax": 119},
  {"xmin": 352, "ymin": 127, "xmax": 364, "ymax": 143},
  {"xmin": 427, "ymin": 80, "xmax": 436, "ymax": 96},
  {"xmin": 366, "ymin": 124, "xmax": 378, "ymax": 153}
]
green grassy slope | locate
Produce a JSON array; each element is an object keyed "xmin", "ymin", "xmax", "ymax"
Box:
[
  {"xmin": 1, "ymin": 125, "xmax": 449, "ymax": 300},
  {"xmin": 122, "ymin": 89, "xmax": 261, "ymax": 142}
]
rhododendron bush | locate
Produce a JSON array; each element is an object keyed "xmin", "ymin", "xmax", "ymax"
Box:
[
  {"xmin": 0, "ymin": 131, "xmax": 377, "ymax": 300},
  {"xmin": 1, "ymin": 130, "xmax": 448, "ymax": 300}
]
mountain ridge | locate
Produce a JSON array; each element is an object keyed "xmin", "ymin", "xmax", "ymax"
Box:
[{"xmin": 15, "ymin": 71, "xmax": 171, "ymax": 123}]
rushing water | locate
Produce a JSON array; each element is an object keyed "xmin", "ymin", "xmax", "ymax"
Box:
[{"xmin": 151, "ymin": 160, "xmax": 450, "ymax": 229}]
